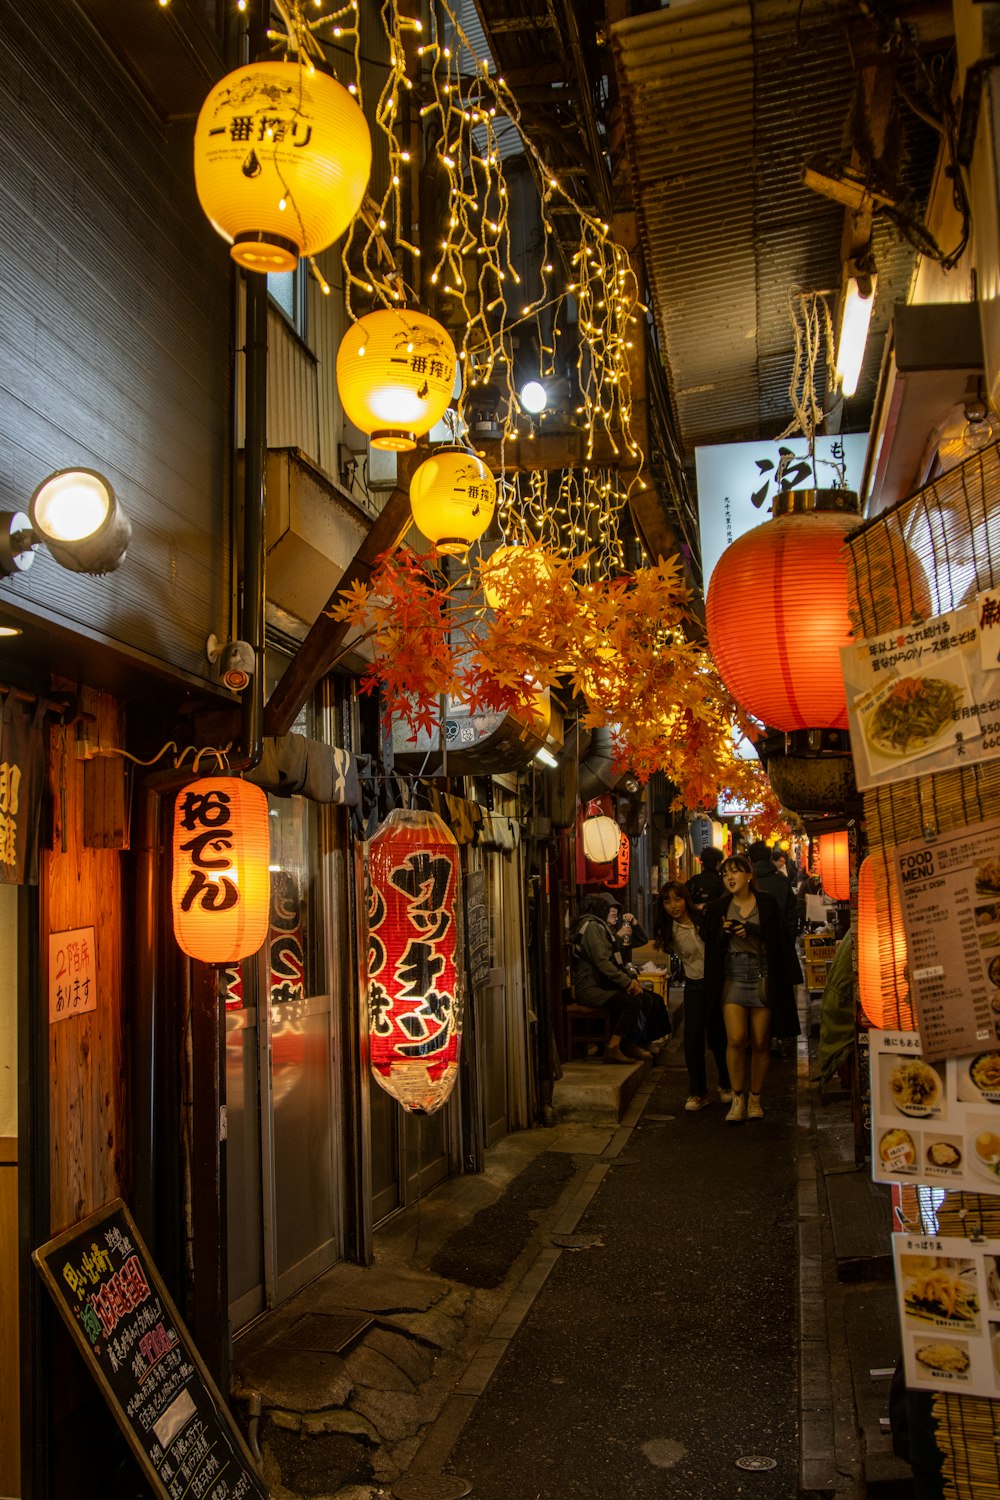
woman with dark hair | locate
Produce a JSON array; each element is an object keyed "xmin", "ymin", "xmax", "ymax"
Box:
[
  {"xmin": 704, "ymin": 854, "xmax": 802, "ymax": 1123},
  {"xmin": 655, "ymin": 881, "xmax": 732, "ymax": 1112}
]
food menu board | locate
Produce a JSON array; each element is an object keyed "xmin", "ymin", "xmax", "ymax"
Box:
[
  {"xmin": 872, "ymin": 1030, "xmax": 1000, "ymax": 1194},
  {"xmin": 892, "ymin": 816, "xmax": 1000, "ymax": 1060},
  {"xmin": 840, "ymin": 595, "xmax": 1000, "ymax": 793},
  {"xmin": 33, "ymin": 1199, "xmax": 267, "ymax": 1500},
  {"xmin": 894, "ymin": 1233, "xmax": 1000, "ymax": 1399}
]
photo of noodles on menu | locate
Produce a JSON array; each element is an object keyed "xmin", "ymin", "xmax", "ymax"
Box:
[
  {"xmin": 871, "ymin": 1031, "xmax": 1000, "ymax": 1194},
  {"xmin": 894, "ymin": 1235, "xmax": 1000, "ymax": 1397}
]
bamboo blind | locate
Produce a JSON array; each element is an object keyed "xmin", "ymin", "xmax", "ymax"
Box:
[{"xmin": 845, "ymin": 441, "xmax": 1000, "ymax": 1494}]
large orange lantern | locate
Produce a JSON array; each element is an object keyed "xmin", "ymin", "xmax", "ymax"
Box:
[
  {"xmin": 172, "ymin": 778, "xmax": 271, "ymax": 962},
  {"xmin": 337, "ymin": 310, "xmax": 457, "ymax": 451},
  {"xmin": 193, "ymin": 61, "xmax": 371, "ymax": 273},
  {"xmin": 857, "ymin": 850, "xmax": 914, "ymax": 1030},
  {"xmin": 410, "ymin": 448, "xmax": 497, "ymax": 556},
  {"xmin": 706, "ymin": 490, "xmax": 859, "ymax": 731},
  {"xmin": 367, "ymin": 808, "xmax": 464, "ymax": 1115},
  {"xmin": 817, "ymin": 830, "xmax": 850, "ymax": 902}
]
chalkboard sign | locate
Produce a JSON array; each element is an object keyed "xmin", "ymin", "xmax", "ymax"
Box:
[
  {"xmin": 33, "ymin": 1198, "xmax": 267, "ymax": 1500},
  {"xmin": 465, "ymin": 868, "xmax": 490, "ymax": 991}
]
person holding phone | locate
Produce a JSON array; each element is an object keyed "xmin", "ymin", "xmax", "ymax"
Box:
[
  {"xmin": 703, "ymin": 854, "xmax": 802, "ymax": 1122},
  {"xmin": 654, "ymin": 881, "xmax": 732, "ymax": 1111}
]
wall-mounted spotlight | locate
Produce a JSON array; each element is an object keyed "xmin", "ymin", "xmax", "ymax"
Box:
[
  {"xmin": 207, "ymin": 634, "xmax": 256, "ymax": 692},
  {"xmin": 0, "ymin": 469, "xmax": 131, "ymax": 578},
  {"xmin": 519, "ymin": 380, "xmax": 548, "ymax": 415}
]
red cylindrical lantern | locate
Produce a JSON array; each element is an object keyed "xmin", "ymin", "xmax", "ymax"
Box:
[
  {"xmin": 367, "ymin": 808, "xmax": 464, "ymax": 1115},
  {"xmin": 605, "ymin": 831, "xmax": 631, "ymax": 890},
  {"xmin": 706, "ymin": 490, "xmax": 859, "ymax": 731},
  {"xmin": 817, "ymin": 830, "xmax": 850, "ymax": 902},
  {"xmin": 857, "ymin": 850, "xmax": 914, "ymax": 1030},
  {"xmin": 172, "ymin": 778, "xmax": 271, "ymax": 963}
]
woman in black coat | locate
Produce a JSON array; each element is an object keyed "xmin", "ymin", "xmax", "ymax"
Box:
[{"xmin": 703, "ymin": 853, "xmax": 802, "ymax": 1123}]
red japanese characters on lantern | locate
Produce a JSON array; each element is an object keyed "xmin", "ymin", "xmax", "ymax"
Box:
[
  {"xmin": 367, "ymin": 808, "xmax": 464, "ymax": 1115},
  {"xmin": 171, "ymin": 777, "xmax": 271, "ymax": 964},
  {"xmin": 605, "ymin": 831, "xmax": 631, "ymax": 890}
]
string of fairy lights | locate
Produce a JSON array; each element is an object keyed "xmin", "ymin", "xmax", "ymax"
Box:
[{"xmin": 236, "ymin": 0, "xmax": 646, "ymax": 574}]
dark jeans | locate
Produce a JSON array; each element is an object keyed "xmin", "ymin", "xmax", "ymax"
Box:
[{"xmin": 681, "ymin": 978, "xmax": 730, "ymax": 1095}]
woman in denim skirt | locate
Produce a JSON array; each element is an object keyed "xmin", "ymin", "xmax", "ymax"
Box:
[{"xmin": 703, "ymin": 854, "xmax": 802, "ymax": 1123}]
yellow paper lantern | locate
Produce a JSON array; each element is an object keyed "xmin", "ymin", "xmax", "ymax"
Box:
[
  {"xmin": 336, "ymin": 309, "xmax": 457, "ymax": 451},
  {"xmin": 194, "ymin": 61, "xmax": 371, "ymax": 273},
  {"xmin": 480, "ymin": 545, "xmax": 553, "ymax": 609},
  {"xmin": 410, "ymin": 448, "xmax": 497, "ymax": 556},
  {"xmin": 171, "ymin": 778, "xmax": 271, "ymax": 963}
]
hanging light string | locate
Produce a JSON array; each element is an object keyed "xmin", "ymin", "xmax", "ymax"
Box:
[{"xmin": 776, "ymin": 289, "xmax": 836, "ymax": 445}]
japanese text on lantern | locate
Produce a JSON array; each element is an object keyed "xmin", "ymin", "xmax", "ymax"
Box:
[
  {"xmin": 0, "ymin": 757, "xmax": 20, "ymax": 871},
  {"xmin": 176, "ymin": 786, "xmax": 241, "ymax": 915},
  {"xmin": 368, "ymin": 849, "xmax": 458, "ymax": 1069}
]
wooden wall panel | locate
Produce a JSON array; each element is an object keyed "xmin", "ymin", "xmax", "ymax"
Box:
[
  {"xmin": 0, "ymin": 2, "xmax": 232, "ymax": 687},
  {"xmin": 44, "ymin": 694, "xmax": 127, "ymax": 1236}
]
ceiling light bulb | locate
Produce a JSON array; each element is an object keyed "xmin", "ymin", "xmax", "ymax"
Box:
[
  {"xmin": 520, "ymin": 380, "xmax": 547, "ymax": 414},
  {"xmin": 835, "ymin": 273, "xmax": 877, "ymax": 398}
]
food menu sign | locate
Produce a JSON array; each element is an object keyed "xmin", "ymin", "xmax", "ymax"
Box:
[
  {"xmin": 893, "ymin": 817, "xmax": 1000, "ymax": 1059},
  {"xmin": 33, "ymin": 1199, "xmax": 267, "ymax": 1500},
  {"xmin": 872, "ymin": 1030, "xmax": 1000, "ymax": 1194},
  {"xmin": 840, "ymin": 594, "xmax": 1000, "ymax": 792},
  {"xmin": 894, "ymin": 1233, "xmax": 1000, "ymax": 1399}
]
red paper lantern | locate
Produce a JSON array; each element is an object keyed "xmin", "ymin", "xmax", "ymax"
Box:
[
  {"xmin": 817, "ymin": 830, "xmax": 850, "ymax": 902},
  {"xmin": 171, "ymin": 778, "xmax": 271, "ymax": 963},
  {"xmin": 706, "ymin": 490, "xmax": 859, "ymax": 731},
  {"xmin": 857, "ymin": 851, "xmax": 914, "ymax": 1030},
  {"xmin": 367, "ymin": 808, "xmax": 464, "ymax": 1115}
]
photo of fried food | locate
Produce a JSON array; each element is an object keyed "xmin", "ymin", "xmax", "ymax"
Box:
[
  {"xmin": 879, "ymin": 1128, "xmax": 916, "ymax": 1168},
  {"xmin": 926, "ymin": 1141, "xmax": 961, "ymax": 1169},
  {"xmin": 991, "ymin": 956, "xmax": 1000, "ymax": 990},
  {"xmin": 915, "ymin": 1343, "xmax": 971, "ymax": 1375},
  {"xmin": 901, "ymin": 1259, "xmax": 979, "ymax": 1326},
  {"xmin": 865, "ymin": 676, "xmax": 962, "ymax": 757},
  {"xmin": 888, "ymin": 1057, "xmax": 942, "ymax": 1115},
  {"xmin": 978, "ymin": 857, "xmax": 1000, "ymax": 897},
  {"xmin": 970, "ymin": 1053, "xmax": 1000, "ymax": 1098},
  {"xmin": 975, "ymin": 1129, "xmax": 1000, "ymax": 1183}
]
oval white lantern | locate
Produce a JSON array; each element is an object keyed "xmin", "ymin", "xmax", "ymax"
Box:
[
  {"xmin": 336, "ymin": 309, "xmax": 457, "ymax": 451},
  {"xmin": 582, "ymin": 813, "xmax": 621, "ymax": 864},
  {"xmin": 194, "ymin": 61, "xmax": 371, "ymax": 273},
  {"xmin": 410, "ymin": 448, "xmax": 497, "ymax": 556}
]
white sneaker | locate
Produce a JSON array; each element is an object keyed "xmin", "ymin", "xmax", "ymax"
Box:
[
  {"xmin": 747, "ymin": 1093, "xmax": 764, "ymax": 1120},
  {"xmin": 725, "ymin": 1094, "xmax": 746, "ymax": 1124},
  {"xmin": 719, "ymin": 1088, "xmax": 733, "ymax": 1104},
  {"xmin": 684, "ymin": 1094, "xmax": 710, "ymax": 1112}
]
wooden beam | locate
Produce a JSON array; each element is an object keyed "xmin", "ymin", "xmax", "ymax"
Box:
[{"xmin": 263, "ymin": 481, "xmax": 414, "ymax": 737}]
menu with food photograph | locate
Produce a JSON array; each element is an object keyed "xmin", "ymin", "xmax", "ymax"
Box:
[
  {"xmin": 871, "ymin": 1030, "xmax": 1000, "ymax": 1192},
  {"xmin": 891, "ymin": 817, "xmax": 1000, "ymax": 1060},
  {"xmin": 894, "ymin": 1233, "xmax": 1000, "ymax": 1398},
  {"xmin": 840, "ymin": 595, "xmax": 1000, "ymax": 792}
]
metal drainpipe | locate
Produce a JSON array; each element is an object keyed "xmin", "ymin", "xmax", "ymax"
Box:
[{"xmin": 240, "ymin": 265, "xmax": 268, "ymax": 771}]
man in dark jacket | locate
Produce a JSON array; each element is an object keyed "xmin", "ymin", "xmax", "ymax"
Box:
[
  {"xmin": 686, "ymin": 846, "xmax": 725, "ymax": 910},
  {"xmin": 746, "ymin": 841, "xmax": 799, "ymax": 941}
]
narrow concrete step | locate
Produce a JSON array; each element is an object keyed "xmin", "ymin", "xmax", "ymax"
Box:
[{"xmin": 552, "ymin": 1058, "xmax": 650, "ymax": 1124}]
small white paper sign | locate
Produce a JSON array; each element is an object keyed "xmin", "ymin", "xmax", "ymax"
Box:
[{"xmin": 49, "ymin": 926, "xmax": 97, "ymax": 1023}]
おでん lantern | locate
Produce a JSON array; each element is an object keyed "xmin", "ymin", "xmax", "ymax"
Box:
[
  {"xmin": 193, "ymin": 62, "xmax": 371, "ymax": 273},
  {"xmin": 857, "ymin": 850, "xmax": 914, "ymax": 1029},
  {"xmin": 367, "ymin": 808, "xmax": 464, "ymax": 1115},
  {"xmin": 336, "ymin": 309, "xmax": 457, "ymax": 451},
  {"xmin": 409, "ymin": 448, "xmax": 497, "ymax": 556},
  {"xmin": 706, "ymin": 490, "xmax": 859, "ymax": 732},
  {"xmin": 604, "ymin": 830, "xmax": 631, "ymax": 890},
  {"xmin": 172, "ymin": 778, "xmax": 271, "ymax": 963},
  {"xmin": 817, "ymin": 830, "xmax": 850, "ymax": 902}
]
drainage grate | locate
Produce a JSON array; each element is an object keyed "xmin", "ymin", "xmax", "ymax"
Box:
[
  {"xmin": 277, "ymin": 1312, "xmax": 373, "ymax": 1355},
  {"xmin": 391, "ymin": 1475, "xmax": 472, "ymax": 1500},
  {"xmin": 735, "ymin": 1455, "xmax": 777, "ymax": 1471},
  {"xmin": 550, "ymin": 1233, "xmax": 603, "ymax": 1250}
]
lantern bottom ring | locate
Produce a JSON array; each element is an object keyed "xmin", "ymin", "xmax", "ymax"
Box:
[
  {"xmin": 435, "ymin": 537, "xmax": 471, "ymax": 557},
  {"xmin": 371, "ymin": 429, "xmax": 417, "ymax": 452},
  {"xmin": 231, "ymin": 231, "xmax": 299, "ymax": 274}
]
